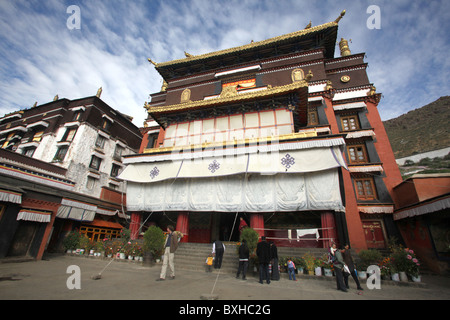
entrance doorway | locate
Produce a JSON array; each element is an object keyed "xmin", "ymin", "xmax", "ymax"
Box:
[{"xmin": 362, "ymin": 220, "xmax": 387, "ymax": 249}]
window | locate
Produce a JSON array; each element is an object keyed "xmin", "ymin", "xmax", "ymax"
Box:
[
  {"xmin": 23, "ymin": 147, "xmax": 36, "ymax": 157},
  {"xmin": 62, "ymin": 128, "xmax": 77, "ymax": 142},
  {"xmin": 110, "ymin": 164, "xmax": 121, "ymax": 178},
  {"xmin": 89, "ymin": 155, "xmax": 102, "ymax": 171},
  {"xmin": 146, "ymin": 133, "xmax": 159, "ymax": 149},
  {"xmin": 307, "ymin": 109, "xmax": 319, "ymax": 126},
  {"xmin": 95, "ymin": 135, "xmax": 106, "ymax": 149},
  {"xmin": 347, "ymin": 144, "xmax": 369, "ymax": 164},
  {"xmin": 72, "ymin": 111, "xmax": 82, "ymax": 121},
  {"xmin": 114, "ymin": 145, "xmax": 124, "ymax": 160},
  {"xmin": 54, "ymin": 146, "xmax": 68, "ymax": 162},
  {"xmin": 32, "ymin": 131, "xmax": 44, "ymax": 142},
  {"xmin": 102, "ymin": 119, "xmax": 112, "ymax": 131},
  {"xmin": 341, "ymin": 115, "xmax": 359, "ymax": 131},
  {"xmin": 355, "ymin": 178, "xmax": 377, "ymax": 200},
  {"xmin": 86, "ymin": 176, "xmax": 96, "ymax": 190}
]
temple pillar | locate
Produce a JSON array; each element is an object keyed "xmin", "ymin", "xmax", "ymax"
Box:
[
  {"xmin": 130, "ymin": 212, "xmax": 142, "ymax": 240},
  {"xmin": 250, "ymin": 213, "xmax": 264, "ymax": 239},
  {"xmin": 321, "ymin": 211, "xmax": 338, "ymax": 248},
  {"xmin": 176, "ymin": 212, "xmax": 189, "ymax": 243}
]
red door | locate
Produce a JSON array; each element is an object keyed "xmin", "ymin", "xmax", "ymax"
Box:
[{"xmin": 362, "ymin": 220, "xmax": 386, "ymax": 249}]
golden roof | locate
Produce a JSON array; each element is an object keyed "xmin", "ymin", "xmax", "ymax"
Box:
[
  {"xmin": 146, "ymin": 80, "xmax": 308, "ymax": 114},
  {"xmin": 150, "ymin": 11, "xmax": 345, "ymax": 69}
]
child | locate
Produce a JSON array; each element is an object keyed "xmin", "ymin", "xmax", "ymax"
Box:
[
  {"xmin": 287, "ymin": 258, "xmax": 297, "ymax": 281},
  {"xmin": 205, "ymin": 254, "xmax": 214, "ymax": 272}
]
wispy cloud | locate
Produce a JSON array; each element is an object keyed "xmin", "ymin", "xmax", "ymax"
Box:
[{"xmin": 0, "ymin": 0, "xmax": 448, "ymax": 125}]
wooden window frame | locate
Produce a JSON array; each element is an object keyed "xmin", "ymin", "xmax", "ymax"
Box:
[
  {"xmin": 341, "ymin": 115, "xmax": 360, "ymax": 132},
  {"xmin": 347, "ymin": 144, "xmax": 369, "ymax": 164},
  {"xmin": 354, "ymin": 177, "xmax": 377, "ymax": 200}
]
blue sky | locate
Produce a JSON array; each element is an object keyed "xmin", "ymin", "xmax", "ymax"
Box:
[{"xmin": 0, "ymin": 0, "xmax": 449, "ymax": 126}]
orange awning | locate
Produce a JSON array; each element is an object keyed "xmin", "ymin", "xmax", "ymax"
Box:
[{"xmin": 84, "ymin": 219, "xmax": 123, "ymax": 229}]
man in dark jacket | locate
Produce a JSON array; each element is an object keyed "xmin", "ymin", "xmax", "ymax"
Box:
[
  {"xmin": 332, "ymin": 244, "xmax": 349, "ymax": 292},
  {"xmin": 256, "ymin": 236, "xmax": 271, "ymax": 284},
  {"xmin": 342, "ymin": 244, "xmax": 364, "ymax": 290},
  {"xmin": 212, "ymin": 239, "xmax": 225, "ymax": 269},
  {"xmin": 236, "ymin": 239, "xmax": 249, "ymax": 280}
]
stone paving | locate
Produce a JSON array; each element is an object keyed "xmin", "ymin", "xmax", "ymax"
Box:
[{"xmin": 0, "ymin": 254, "xmax": 449, "ymax": 301}]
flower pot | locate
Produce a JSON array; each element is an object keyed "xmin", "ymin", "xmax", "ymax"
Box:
[
  {"xmin": 66, "ymin": 249, "xmax": 72, "ymax": 254},
  {"xmin": 89, "ymin": 249, "xmax": 95, "ymax": 256},
  {"xmin": 297, "ymin": 267, "xmax": 304, "ymax": 275},
  {"xmin": 128, "ymin": 255, "xmax": 134, "ymax": 260},
  {"xmin": 307, "ymin": 270, "xmax": 314, "ymax": 275},
  {"xmin": 107, "ymin": 254, "xmax": 112, "ymax": 258},
  {"xmin": 411, "ymin": 275, "xmax": 421, "ymax": 282},
  {"xmin": 391, "ymin": 273, "xmax": 400, "ymax": 281},
  {"xmin": 399, "ymin": 271, "xmax": 408, "ymax": 282},
  {"xmin": 119, "ymin": 253, "xmax": 126, "ymax": 259},
  {"xmin": 358, "ymin": 271, "xmax": 367, "ymax": 280},
  {"xmin": 314, "ymin": 267, "xmax": 322, "ymax": 276},
  {"xmin": 323, "ymin": 268, "xmax": 333, "ymax": 277}
]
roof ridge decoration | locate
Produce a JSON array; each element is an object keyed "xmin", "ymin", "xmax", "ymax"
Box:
[
  {"xmin": 145, "ymin": 80, "xmax": 308, "ymax": 114},
  {"xmin": 147, "ymin": 10, "xmax": 346, "ymax": 69}
]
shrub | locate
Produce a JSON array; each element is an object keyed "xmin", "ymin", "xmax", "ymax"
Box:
[
  {"xmin": 239, "ymin": 227, "xmax": 259, "ymax": 254},
  {"xmin": 143, "ymin": 225, "xmax": 166, "ymax": 259},
  {"xmin": 357, "ymin": 249, "xmax": 382, "ymax": 269},
  {"xmin": 62, "ymin": 230, "xmax": 81, "ymax": 250}
]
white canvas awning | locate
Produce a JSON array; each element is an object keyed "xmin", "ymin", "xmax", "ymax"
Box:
[
  {"xmin": 118, "ymin": 145, "xmax": 347, "ymax": 184},
  {"xmin": 17, "ymin": 209, "xmax": 51, "ymax": 223},
  {"xmin": 126, "ymin": 169, "xmax": 345, "ymax": 213}
]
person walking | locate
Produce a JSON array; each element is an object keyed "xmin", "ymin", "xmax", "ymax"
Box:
[
  {"xmin": 256, "ymin": 236, "xmax": 271, "ymax": 284},
  {"xmin": 331, "ymin": 244, "xmax": 349, "ymax": 292},
  {"xmin": 156, "ymin": 225, "xmax": 180, "ymax": 281},
  {"xmin": 236, "ymin": 239, "xmax": 249, "ymax": 280},
  {"xmin": 212, "ymin": 239, "xmax": 225, "ymax": 269},
  {"xmin": 342, "ymin": 244, "xmax": 364, "ymax": 291}
]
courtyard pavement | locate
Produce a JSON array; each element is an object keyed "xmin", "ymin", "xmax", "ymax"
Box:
[{"xmin": 1, "ymin": 254, "xmax": 449, "ymax": 303}]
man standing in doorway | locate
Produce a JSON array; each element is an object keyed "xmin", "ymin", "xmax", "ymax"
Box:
[{"xmin": 157, "ymin": 225, "xmax": 180, "ymax": 281}]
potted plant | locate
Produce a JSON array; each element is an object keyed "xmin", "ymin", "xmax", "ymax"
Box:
[
  {"xmin": 357, "ymin": 249, "xmax": 382, "ymax": 280},
  {"xmin": 62, "ymin": 230, "xmax": 81, "ymax": 253},
  {"xmin": 302, "ymin": 252, "xmax": 316, "ymax": 275},
  {"xmin": 143, "ymin": 225, "xmax": 166, "ymax": 265},
  {"xmin": 314, "ymin": 257, "xmax": 323, "ymax": 276},
  {"xmin": 378, "ymin": 257, "xmax": 392, "ymax": 280},
  {"xmin": 79, "ymin": 234, "xmax": 92, "ymax": 255},
  {"xmin": 239, "ymin": 227, "xmax": 260, "ymax": 272},
  {"xmin": 294, "ymin": 257, "xmax": 305, "ymax": 275},
  {"xmin": 320, "ymin": 254, "xmax": 333, "ymax": 277},
  {"xmin": 405, "ymin": 249, "xmax": 421, "ymax": 282}
]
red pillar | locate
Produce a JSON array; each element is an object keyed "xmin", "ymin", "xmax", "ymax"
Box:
[
  {"xmin": 321, "ymin": 211, "xmax": 337, "ymax": 248},
  {"xmin": 250, "ymin": 213, "xmax": 264, "ymax": 239},
  {"xmin": 130, "ymin": 212, "xmax": 142, "ymax": 240},
  {"xmin": 176, "ymin": 212, "xmax": 189, "ymax": 243}
]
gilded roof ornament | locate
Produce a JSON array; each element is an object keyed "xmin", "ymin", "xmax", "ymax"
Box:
[
  {"xmin": 305, "ymin": 70, "xmax": 314, "ymax": 82},
  {"xmin": 184, "ymin": 51, "xmax": 194, "ymax": 58},
  {"xmin": 53, "ymin": 94, "xmax": 59, "ymax": 101},
  {"xmin": 96, "ymin": 87, "xmax": 102, "ymax": 98},
  {"xmin": 304, "ymin": 21, "xmax": 312, "ymax": 29},
  {"xmin": 147, "ymin": 58, "xmax": 158, "ymax": 66},
  {"xmin": 334, "ymin": 10, "xmax": 346, "ymax": 23}
]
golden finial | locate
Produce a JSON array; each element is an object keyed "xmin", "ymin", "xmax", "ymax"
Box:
[
  {"xmin": 32, "ymin": 101, "xmax": 38, "ymax": 108},
  {"xmin": 305, "ymin": 69, "xmax": 313, "ymax": 82},
  {"xmin": 147, "ymin": 58, "xmax": 157, "ymax": 66},
  {"xmin": 326, "ymin": 80, "xmax": 333, "ymax": 90},
  {"xmin": 144, "ymin": 101, "xmax": 150, "ymax": 110},
  {"xmin": 53, "ymin": 94, "xmax": 59, "ymax": 101},
  {"xmin": 304, "ymin": 21, "xmax": 312, "ymax": 29},
  {"xmin": 334, "ymin": 10, "xmax": 346, "ymax": 23},
  {"xmin": 367, "ymin": 85, "xmax": 376, "ymax": 96},
  {"xmin": 184, "ymin": 51, "xmax": 193, "ymax": 58},
  {"xmin": 96, "ymin": 87, "xmax": 102, "ymax": 98},
  {"xmin": 339, "ymin": 38, "xmax": 351, "ymax": 56},
  {"xmin": 161, "ymin": 80, "xmax": 168, "ymax": 92}
]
